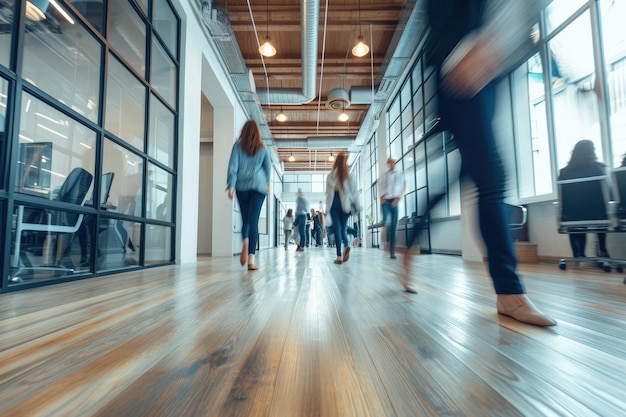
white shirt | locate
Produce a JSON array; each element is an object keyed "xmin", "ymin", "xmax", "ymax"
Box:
[{"xmin": 380, "ymin": 168, "xmax": 405, "ymax": 200}]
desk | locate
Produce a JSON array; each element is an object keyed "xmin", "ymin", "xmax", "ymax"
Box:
[
  {"xmin": 18, "ymin": 186, "xmax": 50, "ymax": 199},
  {"xmin": 368, "ymin": 222, "xmax": 383, "ymax": 248}
]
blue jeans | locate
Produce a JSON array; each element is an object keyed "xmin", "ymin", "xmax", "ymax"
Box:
[
  {"xmin": 439, "ymin": 78, "xmax": 523, "ymax": 294},
  {"xmin": 296, "ymin": 214, "xmax": 306, "ymax": 247},
  {"xmin": 381, "ymin": 199, "xmax": 399, "ymax": 255},
  {"xmin": 236, "ymin": 190, "xmax": 266, "ymax": 255},
  {"xmin": 330, "ymin": 192, "xmax": 349, "ymax": 257}
]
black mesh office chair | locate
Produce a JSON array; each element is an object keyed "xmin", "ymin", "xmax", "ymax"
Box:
[
  {"xmin": 10, "ymin": 167, "xmax": 93, "ymax": 281},
  {"xmin": 556, "ymin": 175, "xmax": 613, "ymax": 272}
]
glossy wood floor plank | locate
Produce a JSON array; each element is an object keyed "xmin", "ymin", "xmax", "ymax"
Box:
[{"xmin": 1, "ymin": 246, "xmax": 625, "ymax": 416}]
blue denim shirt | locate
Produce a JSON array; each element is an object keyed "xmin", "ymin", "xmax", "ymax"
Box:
[{"xmin": 227, "ymin": 142, "xmax": 271, "ymax": 194}]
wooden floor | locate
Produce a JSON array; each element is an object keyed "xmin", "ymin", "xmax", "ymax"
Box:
[{"xmin": 1, "ymin": 246, "xmax": 625, "ymax": 417}]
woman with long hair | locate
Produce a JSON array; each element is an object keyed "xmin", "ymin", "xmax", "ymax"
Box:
[
  {"xmin": 559, "ymin": 139, "xmax": 609, "ymax": 258},
  {"xmin": 227, "ymin": 120, "xmax": 271, "ymax": 270},
  {"xmin": 325, "ymin": 153, "xmax": 361, "ymax": 264},
  {"xmin": 282, "ymin": 208, "xmax": 294, "ymax": 250}
]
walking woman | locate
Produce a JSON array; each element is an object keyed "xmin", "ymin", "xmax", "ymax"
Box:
[
  {"xmin": 325, "ymin": 153, "xmax": 361, "ymax": 264},
  {"xmin": 282, "ymin": 208, "xmax": 294, "ymax": 250},
  {"xmin": 227, "ymin": 120, "xmax": 271, "ymax": 270}
]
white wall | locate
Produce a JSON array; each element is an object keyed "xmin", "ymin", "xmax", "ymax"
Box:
[
  {"xmin": 174, "ymin": 0, "xmax": 247, "ymax": 262},
  {"xmin": 197, "ymin": 142, "xmax": 213, "ymax": 255}
]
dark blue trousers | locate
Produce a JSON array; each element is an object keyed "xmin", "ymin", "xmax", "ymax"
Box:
[
  {"xmin": 295, "ymin": 214, "xmax": 306, "ymax": 247},
  {"xmin": 236, "ymin": 190, "xmax": 265, "ymax": 255},
  {"xmin": 381, "ymin": 199, "xmax": 399, "ymax": 255},
  {"xmin": 407, "ymin": 76, "xmax": 524, "ymax": 294},
  {"xmin": 330, "ymin": 192, "xmax": 349, "ymax": 257},
  {"xmin": 440, "ymin": 79, "xmax": 523, "ymax": 294}
]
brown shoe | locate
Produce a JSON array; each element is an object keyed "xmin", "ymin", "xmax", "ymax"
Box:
[
  {"xmin": 342, "ymin": 246, "xmax": 351, "ymax": 262},
  {"xmin": 248, "ymin": 264, "xmax": 258, "ymax": 271},
  {"xmin": 497, "ymin": 294, "xmax": 556, "ymax": 326},
  {"xmin": 334, "ymin": 258, "xmax": 343, "ymax": 264},
  {"xmin": 296, "ymin": 247, "xmax": 305, "ymax": 252}
]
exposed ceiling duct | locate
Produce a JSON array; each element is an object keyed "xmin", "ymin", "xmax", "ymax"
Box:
[
  {"xmin": 276, "ymin": 137, "xmax": 355, "ymax": 149},
  {"xmin": 255, "ymin": 0, "xmax": 319, "ymax": 105},
  {"xmin": 326, "ymin": 88, "xmax": 350, "ymax": 110}
]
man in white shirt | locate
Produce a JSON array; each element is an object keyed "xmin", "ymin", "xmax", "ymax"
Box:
[{"xmin": 379, "ymin": 158, "xmax": 405, "ymax": 259}]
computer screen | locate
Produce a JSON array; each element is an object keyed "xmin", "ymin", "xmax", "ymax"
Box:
[{"xmin": 17, "ymin": 142, "xmax": 53, "ymax": 189}]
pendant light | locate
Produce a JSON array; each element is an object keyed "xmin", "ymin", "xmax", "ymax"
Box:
[
  {"xmin": 276, "ymin": 109, "xmax": 287, "ymax": 122},
  {"xmin": 288, "ymin": 153, "xmax": 296, "ymax": 162},
  {"xmin": 25, "ymin": 0, "xmax": 49, "ymax": 21},
  {"xmin": 328, "ymin": 152, "xmax": 335, "ymax": 162},
  {"xmin": 259, "ymin": 0, "xmax": 276, "ymax": 57},
  {"xmin": 352, "ymin": 0, "xmax": 369, "ymax": 57}
]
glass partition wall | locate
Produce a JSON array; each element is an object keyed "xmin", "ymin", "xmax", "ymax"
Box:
[
  {"xmin": 365, "ymin": 0, "xmax": 626, "ymax": 254},
  {"xmin": 1, "ymin": 0, "xmax": 179, "ymax": 291}
]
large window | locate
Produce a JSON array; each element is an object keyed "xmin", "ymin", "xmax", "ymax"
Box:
[
  {"xmin": 2, "ymin": 0, "xmax": 180, "ymax": 290},
  {"xmin": 16, "ymin": 93, "xmax": 96, "ymax": 197},
  {"xmin": 513, "ymin": 54, "xmax": 552, "ymax": 198},
  {"xmin": 105, "ymin": 54, "xmax": 146, "ymax": 150},
  {"xmin": 22, "ymin": 4, "xmax": 102, "ymax": 123},
  {"xmin": 0, "ymin": 0, "xmax": 14, "ymax": 69},
  {"xmin": 0, "ymin": 77, "xmax": 7, "ymax": 189},
  {"xmin": 600, "ymin": 0, "xmax": 626, "ymax": 167},
  {"xmin": 512, "ymin": 1, "xmax": 623, "ymax": 200},
  {"xmin": 550, "ymin": 10, "xmax": 603, "ymax": 173},
  {"xmin": 108, "ymin": 0, "xmax": 147, "ymax": 78}
]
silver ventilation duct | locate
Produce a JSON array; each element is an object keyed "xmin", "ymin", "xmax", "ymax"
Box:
[
  {"xmin": 256, "ymin": 0, "xmax": 319, "ymax": 105},
  {"xmin": 276, "ymin": 137, "xmax": 355, "ymax": 149}
]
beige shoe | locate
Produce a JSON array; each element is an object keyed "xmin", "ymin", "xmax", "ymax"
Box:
[{"xmin": 497, "ymin": 294, "xmax": 556, "ymax": 327}]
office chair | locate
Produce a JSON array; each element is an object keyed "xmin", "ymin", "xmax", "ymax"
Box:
[
  {"xmin": 555, "ymin": 175, "xmax": 613, "ymax": 272},
  {"xmin": 10, "ymin": 167, "xmax": 93, "ymax": 282},
  {"xmin": 612, "ymin": 167, "xmax": 626, "ymax": 227},
  {"xmin": 610, "ymin": 167, "xmax": 626, "ymax": 283}
]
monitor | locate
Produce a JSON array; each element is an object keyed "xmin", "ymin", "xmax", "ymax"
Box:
[{"xmin": 17, "ymin": 142, "xmax": 52, "ymax": 189}]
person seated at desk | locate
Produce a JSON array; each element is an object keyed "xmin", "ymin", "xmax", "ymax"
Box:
[{"xmin": 558, "ymin": 139, "xmax": 610, "ymax": 258}]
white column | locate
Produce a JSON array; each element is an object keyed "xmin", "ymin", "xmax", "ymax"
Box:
[
  {"xmin": 176, "ymin": 16, "xmax": 202, "ymax": 265},
  {"xmin": 211, "ymin": 107, "xmax": 236, "ymax": 256}
]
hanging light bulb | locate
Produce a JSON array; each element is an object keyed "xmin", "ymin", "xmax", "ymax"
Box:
[
  {"xmin": 288, "ymin": 153, "xmax": 296, "ymax": 162},
  {"xmin": 352, "ymin": 0, "xmax": 369, "ymax": 57},
  {"xmin": 276, "ymin": 107, "xmax": 287, "ymax": 122},
  {"xmin": 352, "ymin": 36, "xmax": 370, "ymax": 57},
  {"xmin": 259, "ymin": 0, "xmax": 276, "ymax": 57},
  {"xmin": 259, "ymin": 36, "xmax": 277, "ymax": 57},
  {"xmin": 25, "ymin": 0, "xmax": 49, "ymax": 21},
  {"xmin": 328, "ymin": 152, "xmax": 335, "ymax": 162},
  {"xmin": 338, "ymin": 111, "xmax": 349, "ymax": 122}
]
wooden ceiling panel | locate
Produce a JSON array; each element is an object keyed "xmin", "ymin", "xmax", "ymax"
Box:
[{"xmin": 213, "ymin": 0, "xmax": 408, "ymax": 171}]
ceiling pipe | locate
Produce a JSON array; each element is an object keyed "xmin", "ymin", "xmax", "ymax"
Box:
[
  {"xmin": 256, "ymin": 0, "xmax": 319, "ymax": 105},
  {"xmin": 275, "ymin": 137, "xmax": 355, "ymax": 149}
]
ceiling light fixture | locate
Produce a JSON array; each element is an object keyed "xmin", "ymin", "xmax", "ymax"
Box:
[
  {"xmin": 25, "ymin": 0, "xmax": 49, "ymax": 21},
  {"xmin": 352, "ymin": 0, "xmax": 369, "ymax": 57},
  {"xmin": 328, "ymin": 152, "xmax": 335, "ymax": 162},
  {"xmin": 288, "ymin": 153, "xmax": 295, "ymax": 162},
  {"xmin": 338, "ymin": 100, "xmax": 349, "ymax": 122},
  {"xmin": 259, "ymin": 0, "xmax": 276, "ymax": 57},
  {"xmin": 276, "ymin": 107, "xmax": 287, "ymax": 122}
]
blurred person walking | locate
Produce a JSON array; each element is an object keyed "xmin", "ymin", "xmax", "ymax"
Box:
[
  {"xmin": 226, "ymin": 120, "xmax": 271, "ymax": 271},
  {"xmin": 401, "ymin": 0, "xmax": 555, "ymax": 326},
  {"xmin": 325, "ymin": 153, "xmax": 361, "ymax": 264}
]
